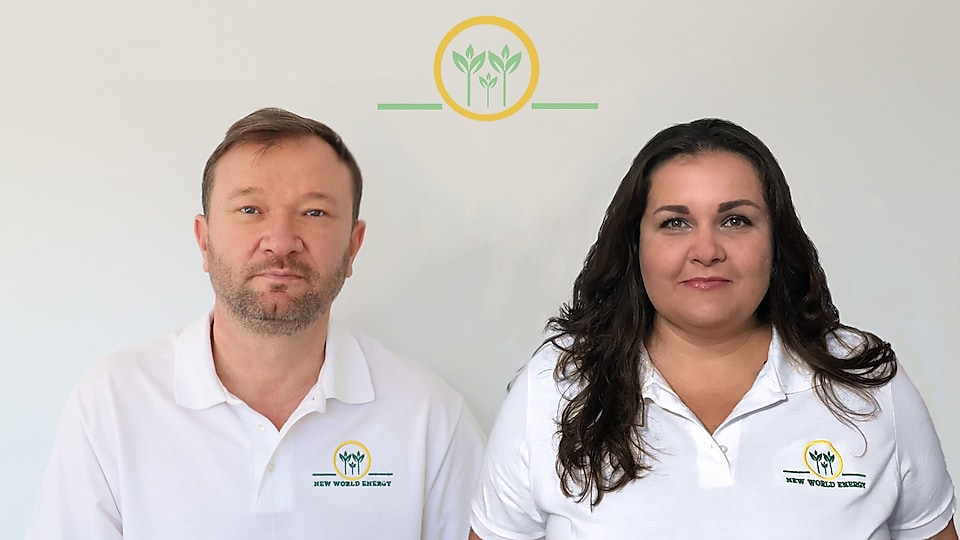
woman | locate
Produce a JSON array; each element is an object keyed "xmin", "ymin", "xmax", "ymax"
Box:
[{"xmin": 469, "ymin": 119, "xmax": 956, "ymax": 539}]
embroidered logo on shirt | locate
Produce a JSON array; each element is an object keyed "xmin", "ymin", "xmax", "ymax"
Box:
[
  {"xmin": 311, "ymin": 440, "xmax": 395, "ymax": 488},
  {"xmin": 334, "ymin": 440, "xmax": 371, "ymax": 479},
  {"xmin": 781, "ymin": 439, "xmax": 867, "ymax": 489}
]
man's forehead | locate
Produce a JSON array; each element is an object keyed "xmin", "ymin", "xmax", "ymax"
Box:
[
  {"xmin": 224, "ymin": 136, "xmax": 328, "ymax": 160},
  {"xmin": 225, "ymin": 186, "xmax": 334, "ymax": 200},
  {"xmin": 214, "ymin": 137, "xmax": 345, "ymax": 175}
]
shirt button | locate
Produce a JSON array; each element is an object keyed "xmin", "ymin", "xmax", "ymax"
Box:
[
  {"xmin": 266, "ymin": 462, "xmax": 276, "ymax": 473},
  {"xmin": 719, "ymin": 445, "xmax": 729, "ymax": 454},
  {"xmin": 257, "ymin": 424, "xmax": 266, "ymax": 432}
]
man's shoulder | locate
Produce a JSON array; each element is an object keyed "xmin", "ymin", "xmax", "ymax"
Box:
[
  {"xmin": 344, "ymin": 327, "xmax": 466, "ymax": 405},
  {"xmin": 75, "ymin": 323, "xmax": 188, "ymax": 397}
]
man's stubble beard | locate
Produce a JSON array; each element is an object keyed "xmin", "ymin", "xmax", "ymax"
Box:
[{"xmin": 207, "ymin": 243, "xmax": 350, "ymax": 336}]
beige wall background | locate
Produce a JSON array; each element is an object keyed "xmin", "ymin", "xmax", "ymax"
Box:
[{"xmin": 2, "ymin": 1, "xmax": 958, "ymax": 536}]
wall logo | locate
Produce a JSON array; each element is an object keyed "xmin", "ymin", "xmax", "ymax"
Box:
[
  {"xmin": 312, "ymin": 440, "xmax": 394, "ymax": 488},
  {"xmin": 781, "ymin": 439, "xmax": 867, "ymax": 490},
  {"xmin": 378, "ymin": 15, "xmax": 597, "ymax": 121},
  {"xmin": 434, "ymin": 16, "xmax": 538, "ymax": 121}
]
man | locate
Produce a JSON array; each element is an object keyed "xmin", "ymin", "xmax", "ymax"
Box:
[{"xmin": 27, "ymin": 108, "xmax": 485, "ymax": 539}]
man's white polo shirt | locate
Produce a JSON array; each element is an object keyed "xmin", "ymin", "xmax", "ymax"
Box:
[
  {"xmin": 28, "ymin": 311, "xmax": 485, "ymax": 539},
  {"xmin": 471, "ymin": 329, "xmax": 956, "ymax": 539}
]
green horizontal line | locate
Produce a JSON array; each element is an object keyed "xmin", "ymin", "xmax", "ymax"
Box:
[
  {"xmin": 312, "ymin": 473, "xmax": 336, "ymax": 477},
  {"xmin": 782, "ymin": 470, "xmax": 808, "ymax": 474},
  {"xmin": 531, "ymin": 102, "xmax": 598, "ymax": 110},
  {"xmin": 841, "ymin": 473, "xmax": 866, "ymax": 477},
  {"xmin": 377, "ymin": 103, "xmax": 443, "ymax": 110},
  {"xmin": 367, "ymin": 472, "xmax": 394, "ymax": 476}
]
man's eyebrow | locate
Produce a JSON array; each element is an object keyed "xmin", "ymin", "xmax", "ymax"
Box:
[
  {"xmin": 652, "ymin": 204, "xmax": 689, "ymax": 214},
  {"xmin": 227, "ymin": 187, "xmax": 262, "ymax": 199},
  {"xmin": 717, "ymin": 199, "xmax": 761, "ymax": 213},
  {"xmin": 226, "ymin": 189, "xmax": 332, "ymax": 201}
]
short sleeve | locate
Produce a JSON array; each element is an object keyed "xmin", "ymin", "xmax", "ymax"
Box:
[
  {"xmin": 26, "ymin": 389, "xmax": 123, "ymax": 540},
  {"xmin": 888, "ymin": 369, "xmax": 957, "ymax": 539},
  {"xmin": 470, "ymin": 363, "xmax": 547, "ymax": 540},
  {"xmin": 420, "ymin": 397, "xmax": 487, "ymax": 540}
]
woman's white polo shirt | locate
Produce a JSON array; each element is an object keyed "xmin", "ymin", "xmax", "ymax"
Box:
[{"xmin": 471, "ymin": 329, "xmax": 956, "ymax": 539}]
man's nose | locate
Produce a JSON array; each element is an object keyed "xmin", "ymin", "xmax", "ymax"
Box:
[{"xmin": 259, "ymin": 214, "xmax": 304, "ymax": 257}]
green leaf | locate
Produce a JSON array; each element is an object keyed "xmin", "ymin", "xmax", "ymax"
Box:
[
  {"xmin": 826, "ymin": 453, "xmax": 835, "ymax": 463},
  {"xmin": 452, "ymin": 51, "xmax": 468, "ymax": 73},
  {"xmin": 466, "ymin": 44, "xmax": 474, "ymax": 59},
  {"xmin": 488, "ymin": 53, "xmax": 504, "ymax": 73},
  {"xmin": 478, "ymin": 77, "xmax": 489, "ymax": 89},
  {"xmin": 809, "ymin": 451, "xmax": 819, "ymax": 461},
  {"xmin": 505, "ymin": 52, "xmax": 522, "ymax": 74},
  {"xmin": 357, "ymin": 454, "xmax": 365, "ymax": 463},
  {"xmin": 340, "ymin": 452, "xmax": 348, "ymax": 461},
  {"xmin": 502, "ymin": 44, "xmax": 510, "ymax": 59},
  {"xmin": 469, "ymin": 51, "xmax": 486, "ymax": 73},
  {"xmin": 490, "ymin": 76, "xmax": 498, "ymax": 88}
]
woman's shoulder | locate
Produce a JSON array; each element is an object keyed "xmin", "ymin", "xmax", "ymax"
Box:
[{"xmin": 823, "ymin": 326, "xmax": 878, "ymax": 358}]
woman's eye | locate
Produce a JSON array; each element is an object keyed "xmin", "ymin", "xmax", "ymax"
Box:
[
  {"xmin": 722, "ymin": 215, "xmax": 752, "ymax": 228},
  {"xmin": 239, "ymin": 206, "xmax": 259, "ymax": 214},
  {"xmin": 305, "ymin": 209, "xmax": 325, "ymax": 217},
  {"xmin": 660, "ymin": 218, "xmax": 687, "ymax": 230}
]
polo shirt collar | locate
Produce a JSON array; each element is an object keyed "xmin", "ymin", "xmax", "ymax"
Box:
[
  {"xmin": 174, "ymin": 311, "xmax": 376, "ymax": 411},
  {"xmin": 317, "ymin": 319, "xmax": 376, "ymax": 406},
  {"xmin": 767, "ymin": 327, "xmax": 815, "ymax": 395},
  {"xmin": 640, "ymin": 325, "xmax": 815, "ymax": 408},
  {"xmin": 174, "ymin": 310, "xmax": 225, "ymax": 410}
]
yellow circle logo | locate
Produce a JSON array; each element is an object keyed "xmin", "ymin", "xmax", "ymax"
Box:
[
  {"xmin": 333, "ymin": 440, "xmax": 371, "ymax": 480},
  {"xmin": 803, "ymin": 440, "xmax": 844, "ymax": 480},
  {"xmin": 434, "ymin": 16, "xmax": 540, "ymax": 121}
]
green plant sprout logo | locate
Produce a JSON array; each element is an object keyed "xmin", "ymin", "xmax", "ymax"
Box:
[
  {"xmin": 477, "ymin": 72, "xmax": 497, "ymax": 107},
  {"xmin": 452, "ymin": 43, "xmax": 523, "ymax": 109},
  {"xmin": 808, "ymin": 450, "xmax": 836, "ymax": 476},
  {"xmin": 339, "ymin": 450, "xmax": 365, "ymax": 477},
  {"xmin": 333, "ymin": 440, "xmax": 372, "ymax": 480},
  {"xmin": 802, "ymin": 440, "xmax": 844, "ymax": 480},
  {"xmin": 451, "ymin": 45, "xmax": 486, "ymax": 107},
  {"xmin": 435, "ymin": 16, "xmax": 540, "ymax": 121},
  {"xmin": 488, "ymin": 45, "xmax": 521, "ymax": 106},
  {"xmin": 377, "ymin": 15, "xmax": 598, "ymax": 120}
]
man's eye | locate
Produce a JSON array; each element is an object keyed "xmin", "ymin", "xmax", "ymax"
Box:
[
  {"xmin": 239, "ymin": 206, "xmax": 259, "ymax": 214},
  {"xmin": 305, "ymin": 209, "xmax": 325, "ymax": 217}
]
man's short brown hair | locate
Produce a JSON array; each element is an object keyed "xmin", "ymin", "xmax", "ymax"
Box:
[{"xmin": 202, "ymin": 108, "xmax": 363, "ymax": 221}]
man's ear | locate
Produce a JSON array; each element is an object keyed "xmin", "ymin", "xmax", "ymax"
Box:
[
  {"xmin": 194, "ymin": 214, "xmax": 210, "ymax": 273},
  {"xmin": 346, "ymin": 220, "xmax": 366, "ymax": 278}
]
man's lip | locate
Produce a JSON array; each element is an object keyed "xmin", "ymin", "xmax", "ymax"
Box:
[{"xmin": 256, "ymin": 271, "xmax": 304, "ymax": 279}]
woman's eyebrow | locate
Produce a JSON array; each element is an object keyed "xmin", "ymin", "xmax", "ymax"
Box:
[
  {"xmin": 652, "ymin": 204, "xmax": 689, "ymax": 214},
  {"xmin": 717, "ymin": 199, "xmax": 760, "ymax": 213}
]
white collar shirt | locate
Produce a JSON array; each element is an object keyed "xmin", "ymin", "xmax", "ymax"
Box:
[
  {"xmin": 471, "ymin": 328, "xmax": 956, "ymax": 539},
  {"xmin": 29, "ymin": 310, "xmax": 485, "ymax": 539}
]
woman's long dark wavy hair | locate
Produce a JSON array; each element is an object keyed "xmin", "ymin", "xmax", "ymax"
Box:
[{"xmin": 547, "ymin": 118, "xmax": 897, "ymax": 506}]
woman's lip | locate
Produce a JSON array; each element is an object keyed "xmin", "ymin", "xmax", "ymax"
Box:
[{"xmin": 682, "ymin": 277, "xmax": 730, "ymax": 290}]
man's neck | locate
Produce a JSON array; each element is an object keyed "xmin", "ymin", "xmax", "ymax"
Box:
[{"xmin": 210, "ymin": 304, "xmax": 330, "ymax": 430}]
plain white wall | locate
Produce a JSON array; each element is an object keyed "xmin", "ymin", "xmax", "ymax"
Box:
[{"xmin": 2, "ymin": 1, "xmax": 958, "ymax": 536}]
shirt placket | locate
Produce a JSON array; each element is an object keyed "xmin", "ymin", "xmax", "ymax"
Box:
[{"xmin": 227, "ymin": 400, "xmax": 292, "ymax": 513}]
